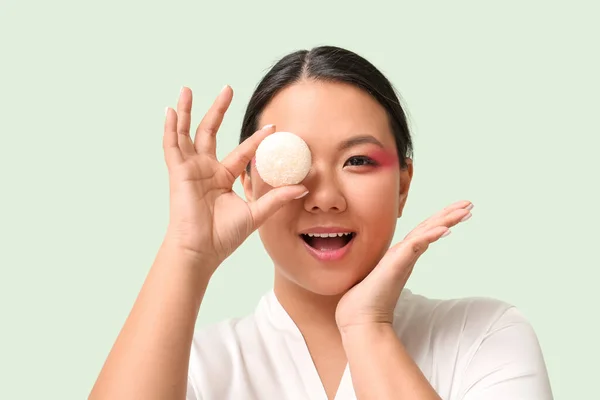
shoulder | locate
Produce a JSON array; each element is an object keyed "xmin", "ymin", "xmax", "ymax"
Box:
[
  {"xmin": 395, "ymin": 289, "xmax": 552, "ymax": 399},
  {"xmin": 394, "ymin": 288, "xmax": 519, "ymax": 343}
]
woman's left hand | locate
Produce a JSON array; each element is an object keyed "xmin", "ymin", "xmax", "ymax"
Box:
[{"xmin": 335, "ymin": 200, "xmax": 474, "ymax": 332}]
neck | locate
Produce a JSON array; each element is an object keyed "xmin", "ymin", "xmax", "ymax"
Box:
[{"xmin": 273, "ymin": 271, "xmax": 344, "ymax": 334}]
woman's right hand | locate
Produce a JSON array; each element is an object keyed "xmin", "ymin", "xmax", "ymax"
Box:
[{"xmin": 162, "ymin": 86, "xmax": 307, "ymax": 270}]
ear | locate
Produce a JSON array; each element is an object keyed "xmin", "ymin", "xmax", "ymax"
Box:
[
  {"xmin": 240, "ymin": 166, "xmax": 254, "ymax": 202},
  {"xmin": 397, "ymin": 158, "xmax": 414, "ymax": 218}
]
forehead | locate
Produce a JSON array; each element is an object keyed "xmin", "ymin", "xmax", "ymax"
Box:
[{"xmin": 259, "ymin": 80, "xmax": 395, "ymax": 149}]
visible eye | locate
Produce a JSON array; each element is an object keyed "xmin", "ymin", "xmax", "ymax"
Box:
[{"xmin": 344, "ymin": 156, "xmax": 378, "ymax": 167}]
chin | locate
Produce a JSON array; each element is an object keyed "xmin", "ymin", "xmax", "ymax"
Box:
[
  {"xmin": 301, "ymin": 278, "xmax": 358, "ymax": 297},
  {"xmin": 277, "ymin": 259, "xmax": 375, "ymax": 297}
]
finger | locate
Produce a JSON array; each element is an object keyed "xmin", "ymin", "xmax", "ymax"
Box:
[
  {"xmin": 194, "ymin": 85, "xmax": 234, "ymax": 155},
  {"xmin": 360, "ymin": 226, "xmax": 450, "ymax": 304},
  {"xmin": 221, "ymin": 124, "xmax": 276, "ymax": 179},
  {"xmin": 388, "ymin": 226, "xmax": 450, "ymax": 269},
  {"xmin": 432, "ymin": 207, "xmax": 472, "ymax": 229},
  {"xmin": 248, "ymin": 185, "xmax": 309, "ymax": 229},
  {"xmin": 406, "ymin": 207, "xmax": 470, "ymax": 241},
  {"xmin": 434, "ymin": 200, "xmax": 473, "ymax": 219},
  {"xmin": 177, "ymin": 87, "xmax": 197, "ymax": 158},
  {"xmin": 413, "ymin": 200, "xmax": 473, "ymax": 232},
  {"xmin": 163, "ymin": 107, "xmax": 183, "ymax": 167}
]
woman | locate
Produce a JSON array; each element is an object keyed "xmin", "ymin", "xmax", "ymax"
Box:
[{"xmin": 89, "ymin": 46, "xmax": 553, "ymax": 399}]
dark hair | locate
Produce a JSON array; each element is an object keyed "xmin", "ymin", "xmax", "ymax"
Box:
[{"xmin": 240, "ymin": 45, "xmax": 413, "ymax": 171}]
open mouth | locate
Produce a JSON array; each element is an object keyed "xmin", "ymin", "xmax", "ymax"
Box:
[{"xmin": 300, "ymin": 232, "xmax": 356, "ymax": 251}]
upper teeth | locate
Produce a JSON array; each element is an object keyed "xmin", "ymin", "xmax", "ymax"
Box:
[{"xmin": 305, "ymin": 232, "xmax": 352, "ymax": 237}]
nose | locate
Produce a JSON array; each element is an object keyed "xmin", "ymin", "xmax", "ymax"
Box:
[{"xmin": 302, "ymin": 166, "xmax": 347, "ymax": 214}]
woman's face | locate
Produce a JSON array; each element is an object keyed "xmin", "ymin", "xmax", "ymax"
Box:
[{"xmin": 241, "ymin": 80, "xmax": 413, "ymax": 296}]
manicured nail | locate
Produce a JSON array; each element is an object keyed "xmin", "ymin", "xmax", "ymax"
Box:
[
  {"xmin": 165, "ymin": 107, "xmax": 169, "ymax": 116},
  {"xmin": 460, "ymin": 213, "xmax": 472, "ymax": 222},
  {"xmin": 262, "ymin": 124, "xmax": 275, "ymax": 130},
  {"xmin": 466, "ymin": 203, "xmax": 474, "ymax": 211},
  {"xmin": 294, "ymin": 190, "xmax": 309, "ymax": 199},
  {"xmin": 441, "ymin": 229, "xmax": 452, "ymax": 238}
]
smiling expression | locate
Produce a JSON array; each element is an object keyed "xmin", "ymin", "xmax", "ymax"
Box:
[{"xmin": 241, "ymin": 79, "xmax": 413, "ymax": 296}]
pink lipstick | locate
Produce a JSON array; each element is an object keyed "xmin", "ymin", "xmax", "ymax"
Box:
[{"xmin": 299, "ymin": 228, "xmax": 356, "ymax": 262}]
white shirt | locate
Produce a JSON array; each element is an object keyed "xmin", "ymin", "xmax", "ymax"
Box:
[{"xmin": 186, "ymin": 288, "xmax": 553, "ymax": 399}]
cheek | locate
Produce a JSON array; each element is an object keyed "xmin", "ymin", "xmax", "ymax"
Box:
[
  {"xmin": 345, "ymin": 171, "xmax": 400, "ymax": 215},
  {"xmin": 344, "ymin": 174, "xmax": 399, "ymax": 270}
]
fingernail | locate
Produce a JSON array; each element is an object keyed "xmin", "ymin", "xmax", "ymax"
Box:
[
  {"xmin": 221, "ymin": 85, "xmax": 229, "ymax": 93},
  {"xmin": 294, "ymin": 190, "xmax": 309, "ymax": 199},
  {"xmin": 262, "ymin": 124, "xmax": 275, "ymax": 130},
  {"xmin": 441, "ymin": 229, "xmax": 452, "ymax": 238},
  {"xmin": 165, "ymin": 107, "xmax": 169, "ymax": 116},
  {"xmin": 460, "ymin": 213, "xmax": 472, "ymax": 222},
  {"xmin": 466, "ymin": 203, "xmax": 474, "ymax": 211}
]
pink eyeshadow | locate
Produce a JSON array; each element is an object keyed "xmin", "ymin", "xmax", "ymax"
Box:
[{"xmin": 368, "ymin": 149, "xmax": 398, "ymax": 168}]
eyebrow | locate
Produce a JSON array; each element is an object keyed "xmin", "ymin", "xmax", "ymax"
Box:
[{"xmin": 337, "ymin": 135, "xmax": 384, "ymax": 151}]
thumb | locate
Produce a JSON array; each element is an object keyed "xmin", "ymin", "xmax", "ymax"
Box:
[{"xmin": 248, "ymin": 185, "xmax": 309, "ymax": 229}]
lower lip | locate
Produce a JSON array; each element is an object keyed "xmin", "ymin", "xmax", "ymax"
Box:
[{"xmin": 301, "ymin": 236, "xmax": 355, "ymax": 261}]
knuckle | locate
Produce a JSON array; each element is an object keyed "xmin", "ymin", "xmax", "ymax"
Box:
[
  {"xmin": 409, "ymin": 239, "xmax": 429, "ymax": 254},
  {"xmin": 203, "ymin": 125, "xmax": 217, "ymax": 136},
  {"xmin": 411, "ymin": 241, "xmax": 423, "ymax": 254},
  {"xmin": 235, "ymin": 150, "xmax": 252, "ymax": 167}
]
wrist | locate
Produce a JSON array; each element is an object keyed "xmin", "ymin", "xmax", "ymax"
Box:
[
  {"xmin": 340, "ymin": 322, "xmax": 396, "ymax": 345},
  {"xmin": 159, "ymin": 236, "xmax": 220, "ymax": 280}
]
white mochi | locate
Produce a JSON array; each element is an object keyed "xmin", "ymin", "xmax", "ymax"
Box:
[{"xmin": 255, "ymin": 132, "xmax": 312, "ymax": 187}]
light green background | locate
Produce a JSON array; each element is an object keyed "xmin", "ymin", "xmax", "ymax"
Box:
[{"xmin": 1, "ymin": 0, "xmax": 598, "ymax": 398}]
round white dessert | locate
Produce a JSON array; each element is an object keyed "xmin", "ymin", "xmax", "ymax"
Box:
[{"xmin": 254, "ymin": 131, "xmax": 312, "ymax": 187}]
